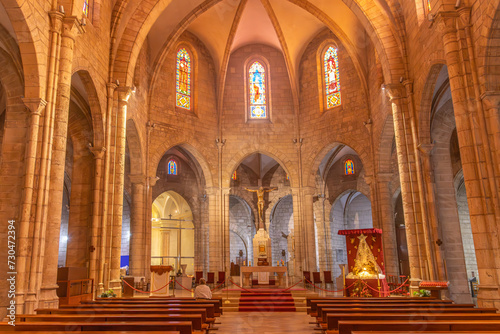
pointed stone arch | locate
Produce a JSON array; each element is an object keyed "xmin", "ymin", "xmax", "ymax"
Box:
[
  {"xmin": 223, "ymin": 147, "xmax": 295, "ymax": 188},
  {"xmin": 149, "ymin": 141, "xmax": 214, "ymax": 188}
]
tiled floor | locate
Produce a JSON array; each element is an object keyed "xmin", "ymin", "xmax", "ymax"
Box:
[{"xmin": 215, "ymin": 312, "xmax": 314, "ymax": 333}]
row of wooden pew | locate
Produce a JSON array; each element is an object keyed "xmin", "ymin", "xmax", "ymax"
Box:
[
  {"xmin": 307, "ymin": 296, "xmax": 500, "ymax": 334},
  {"xmin": 0, "ymin": 296, "xmax": 223, "ymax": 334}
]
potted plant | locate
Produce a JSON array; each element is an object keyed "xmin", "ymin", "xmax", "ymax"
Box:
[
  {"xmin": 99, "ymin": 289, "xmax": 117, "ymax": 298},
  {"xmin": 413, "ymin": 289, "xmax": 431, "ymax": 297}
]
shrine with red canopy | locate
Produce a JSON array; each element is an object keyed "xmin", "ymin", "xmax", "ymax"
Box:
[{"xmin": 339, "ymin": 228, "xmax": 390, "ymax": 297}]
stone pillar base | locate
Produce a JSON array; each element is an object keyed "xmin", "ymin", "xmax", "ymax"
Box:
[
  {"xmin": 37, "ymin": 284, "xmax": 60, "ymax": 311},
  {"xmin": 477, "ymin": 285, "xmax": 500, "ymax": 309},
  {"xmin": 108, "ymin": 280, "xmax": 123, "ymax": 297},
  {"xmin": 409, "ymin": 278, "xmax": 422, "ymax": 296}
]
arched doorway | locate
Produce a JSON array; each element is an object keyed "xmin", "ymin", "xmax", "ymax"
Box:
[
  {"xmin": 269, "ymin": 195, "xmax": 294, "ymax": 266},
  {"xmin": 229, "ymin": 196, "xmax": 255, "ymax": 275},
  {"xmin": 330, "ymin": 191, "xmax": 373, "ymax": 284},
  {"xmin": 151, "ymin": 191, "xmax": 195, "ymax": 275}
]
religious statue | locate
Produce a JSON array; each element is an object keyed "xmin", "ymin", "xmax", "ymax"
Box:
[{"xmin": 244, "ymin": 186, "xmax": 277, "ymax": 222}]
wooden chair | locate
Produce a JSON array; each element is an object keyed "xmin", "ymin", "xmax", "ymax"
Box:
[
  {"xmin": 313, "ymin": 272, "xmax": 322, "ymax": 291},
  {"xmin": 206, "ymin": 272, "xmax": 215, "ymax": 288},
  {"xmin": 323, "ymin": 271, "xmax": 334, "ymax": 290},
  {"xmin": 195, "ymin": 271, "xmax": 204, "ymax": 285},
  {"xmin": 303, "ymin": 271, "xmax": 311, "ymax": 288},
  {"xmin": 217, "ymin": 271, "xmax": 225, "ymax": 288}
]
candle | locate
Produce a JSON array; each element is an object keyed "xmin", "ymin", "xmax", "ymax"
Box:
[{"xmin": 277, "ymin": 261, "xmax": 279, "ymax": 266}]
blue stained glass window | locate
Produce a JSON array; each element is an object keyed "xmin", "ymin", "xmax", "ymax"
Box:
[
  {"xmin": 249, "ymin": 61, "xmax": 267, "ymax": 119},
  {"xmin": 168, "ymin": 160, "xmax": 178, "ymax": 175}
]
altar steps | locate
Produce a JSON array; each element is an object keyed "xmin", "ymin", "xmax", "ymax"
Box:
[{"xmin": 237, "ymin": 291, "xmax": 299, "ymax": 312}]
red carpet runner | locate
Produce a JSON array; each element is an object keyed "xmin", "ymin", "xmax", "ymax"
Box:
[{"xmin": 238, "ymin": 289, "xmax": 296, "ymax": 312}]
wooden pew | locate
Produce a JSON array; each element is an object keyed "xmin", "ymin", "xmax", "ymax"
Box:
[
  {"xmin": 9, "ymin": 332, "xmax": 180, "ymax": 334},
  {"xmin": 306, "ymin": 296, "xmax": 443, "ymax": 307},
  {"xmin": 310, "ymin": 302, "xmax": 475, "ymax": 315},
  {"xmin": 352, "ymin": 332, "xmax": 500, "ymax": 334},
  {"xmin": 318, "ymin": 307, "xmax": 498, "ymax": 324},
  {"xmin": 82, "ymin": 299, "xmax": 222, "ymax": 315},
  {"xmin": 59, "ymin": 303, "xmax": 216, "ymax": 318},
  {"xmin": 335, "ymin": 320, "xmax": 500, "ymax": 334},
  {"xmin": 17, "ymin": 314, "xmax": 205, "ymax": 332},
  {"xmin": 37, "ymin": 307, "xmax": 208, "ymax": 323},
  {"xmin": 326, "ymin": 313, "xmax": 500, "ymax": 330},
  {"xmin": 0, "ymin": 321, "xmax": 194, "ymax": 334}
]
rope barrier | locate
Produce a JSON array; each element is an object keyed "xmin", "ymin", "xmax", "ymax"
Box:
[
  {"xmin": 282, "ymin": 279, "xmax": 303, "ymax": 291},
  {"xmin": 359, "ymin": 277, "xmax": 411, "ymax": 296},
  {"xmin": 121, "ymin": 278, "xmax": 173, "ymax": 294},
  {"xmin": 174, "ymin": 280, "xmax": 194, "ymax": 292},
  {"xmin": 305, "ymin": 279, "xmax": 356, "ymax": 293},
  {"xmin": 227, "ymin": 279, "xmax": 258, "ymax": 293},
  {"xmin": 211, "ymin": 280, "xmax": 226, "ymax": 291}
]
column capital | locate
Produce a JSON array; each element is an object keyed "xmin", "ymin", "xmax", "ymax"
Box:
[
  {"xmin": 302, "ymin": 186, "xmax": 316, "ymax": 196},
  {"xmin": 434, "ymin": 11, "xmax": 459, "ymax": 35},
  {"xmin": 383, "ymin": 83, "xmax": 405, "ymax": 101},
  {"xmin": 418, "ymin": 143, "xmax": 435, "ymax": 156},
  {"xmin": 149, "ymin": 176, "xmax": 160, "ymax": 187},
  {"xmin": 402, "ymin": 80, "xmax": 414, "ymax": 94},
  {"xmin": 117, "ymin": 87, "xmax": 133, "ymax": 103},
  {"xmin": 481, "ymin": 92, "xmax": 500, "ymax": 110},
  {"xmin": 22, "ymin": 98, "xmax": 47, "ymax": 116},
  {"xmin": 129, "ymin": 174, "xmax": 147, "ymax": 185},
  {"xmin": 456, "ymin": 7, "xmax": 472, "ymax": 27},
  {"xmin": 62, "ymin": 16, "xmax": 85, "ymax": 40},
  {"xmin": 89, "ymin": 146, "xmax": 106, "ymax": 160},
  {"xmin": 48, "ymin": 11, "xmax": 64, "ymax": 33}
]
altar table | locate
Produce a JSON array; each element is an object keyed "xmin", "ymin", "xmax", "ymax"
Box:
[{"xmin": 240, "ymin": 266, "xmax": 288, "ymax": 288}]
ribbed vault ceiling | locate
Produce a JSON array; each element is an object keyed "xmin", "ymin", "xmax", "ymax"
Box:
[{"xmin": 147, "ymin": 0, "xmax": 367, "ymax": 79}]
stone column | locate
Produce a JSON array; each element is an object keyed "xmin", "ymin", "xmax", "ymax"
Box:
[
  {"xmin": 481, "ymin": 93, "xmax": 500, "ymax": 193},
  {"xmin": 222, "ymin": 187, "xmax": 231, "ymax": 274},
  {"xmin": 436, "ymin": 11, "xmax": 500, "ymax": 308},
  {"xmin": 38, "ymin": 17, "xmax": 84, "ymax": 311},
  {"xmin": 303, "ymin": 187, "xmax": 317, "ymax": 272},
  {"xmin": 384, "ymin": 84, "xmax": 427, "ymax": 286},
  {"xmin": 16, "ymin": 98, "xmax": 46, "ymax": 311},
  {"xmin": 129, "ymin": 174, "xmax": 146, "ymax": 277},
  {"xmin": 108, "ymin": 87, "xmax": 132, "ymax": 295},
  {"xmin": 376, "ymin": 173, "xmax": 399, "ymax": 276},
  {"xmin": 89, "ymin": 147, "xmax": 105, "ymax": 290},
  {"xmin": 207, "ymin": 186, "xmax": 220, "ymax": 271}
]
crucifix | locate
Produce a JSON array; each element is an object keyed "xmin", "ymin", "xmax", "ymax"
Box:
[{"xmin": 244, "ymin": 186, "xmax": 277, "ymax": 227}]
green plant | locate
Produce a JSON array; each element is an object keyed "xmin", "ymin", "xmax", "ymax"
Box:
[
  {"xmin": 99, "ymin": 289, "xmax": 117, "ymax": 298},
  {"xmin": 413, "ymin": 289, "xmax": 431, "ymax": 297}
]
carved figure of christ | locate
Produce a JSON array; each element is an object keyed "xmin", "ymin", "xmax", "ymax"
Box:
[{"xmin": 244, "ymin": 186, "xmax": 278, "ymax": 226}]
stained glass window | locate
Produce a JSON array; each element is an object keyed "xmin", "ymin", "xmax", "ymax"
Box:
[
  {"xmin": 176, "ymin": 48, "xmax": 191, "ymax": 110},
  {"xmin": 232, "ymin": 171, "xmax": 237, "ymax": 180},
  {"xmin": 168, "ymin": 160, "xmax": 178, "ymax": 175},
  {"xmin": 324, "ymin": 46, "xmax": 341, "ymax": 109},
  {"xmin": 83, "ymin": 0, "xmax": 89, "ymax": 16},
  {"xmin": 427, "ymin": 0, "xmax": 432, "ymax": 11},
  {"xmin": 286, "ymin": 174, "xmax": 290, "ymax": 181},
  {"xmin": 345, "ymin": 159, "xmax": 355, "ymax": 175},
  {"xmin": 249, "ymin": 61, "xmax": 267, "ymax": 119}
]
